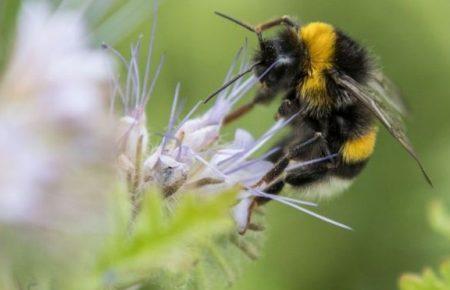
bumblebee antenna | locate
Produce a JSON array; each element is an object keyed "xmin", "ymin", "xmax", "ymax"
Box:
[
  {"xmin": 203, "ymin": 62, "xmax": 260, "ymax": 104},
  {"xmin": 214, "ymin": 11, "xmax": 265, "ymax": 46},
  {"xmin": 215, "ymin": 11, "xmax": 256, "ymax": 33}
]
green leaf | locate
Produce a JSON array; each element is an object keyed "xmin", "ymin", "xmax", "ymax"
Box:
[
  {"xmin": 0, "ymin": 0, "xmax": 20, "ymax": 72},
  {"xmin": 97, "ymin": 187, "xmax": 238, "ymax": 289},
  {"xmin": 399, "ymin": 260, "xmax": 450, "ymax": 290},
  {"xmin": 183, "ymin": 211, "xmax": 267, "ymax": 290}
]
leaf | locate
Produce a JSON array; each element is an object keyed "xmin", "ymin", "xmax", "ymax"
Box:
[
  {"xmin": 398, "ymin": 202, "xmax": 450, "ymax": 290},
  {"xmin": 399, "ymin": 261, "xmax": 450, "ymax": 290},
  {"xmin": 184, "ymin": 210, "xmax": 267, "ymax": 290},
  {"xmin": 97, "ymin": 187, "xmax": 238, "ymax": 289},
  {"xmin": 0, "ymin": 0, "xmax": 20, "ymax": 72}
]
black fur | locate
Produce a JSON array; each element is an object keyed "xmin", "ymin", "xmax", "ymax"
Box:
[
  {"xmin": 253, "ymin": 28, "xmax": 305, "ymax": 96},
  {"xmin": 334, "ymin": 30, "xmax": 373, "ymax": 83}
]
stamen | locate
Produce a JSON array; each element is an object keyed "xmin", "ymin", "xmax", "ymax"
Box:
[
  {"xmin": 143, "ymin": 54, "xmax": 165, "ymax": 105},
  {"xmin": 131, "ymin": 39, "xmax": 143, "ymax": 108},
  {"xmin": 162, "ymin": 83, "xmax": 181, "ymax": 150},
  {"xmin": 286, "ymin": 153, "xmax": 338, "ymax": 171},
  {"xmin": 189, "ymin": 150, "xmax": 228, "ymax": 181},
  {"xmin": 218, "ymin": 46, "xmax": 245, "ymax": 100},
  {"xmin": 229, "ymin": 58, "xmax": 284, "ymax": 106},
  {"xmin": 217, "ymin": 114, "xmax": 296, "ymax": 169},
  {"xmin": 235, "ymin": 113, "xmax": 298, "ymax": 163},
  {"xmin": 175, "ymin": 101, "xmax": 202, "ymax": 132},
  {"xmin": 102, "ymin": 44, "xmax": 130, "ymax": 113},
  {"xmin": 249, "ymin": 189, "xmax": 352, "ymax": 230},
  {"xmin": 125, "ymin": 44, "xmax": 136, "ymax": 110},
  {"xmin": 224, "ymin": 147, "xmax": 280, "ymax": 175},
  {"xmin": 101, "ymin": 43, "xmax": 129, "ymax": 69},
  {"xmin": 249, "ymin": 188, "xmax": 317, "ymax": 207},
  {"xmin": 232, "ymin": 39, "xmax": 250, "ymax": 91},
  {"xmin": 141, "ymin": 0, "xmax": 159, "ymax": 100},
  {"xmin": 228, "ymin": 76, "xmax": 258, "ymax": 105},
  {"xmin": 204, "ymin": 64, "xmax": 258, "ymax": 104}
]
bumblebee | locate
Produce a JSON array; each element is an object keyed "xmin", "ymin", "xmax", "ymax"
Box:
[{"xmin": 206, "ymin": 13, "xmax": 432, "ymax": 206}]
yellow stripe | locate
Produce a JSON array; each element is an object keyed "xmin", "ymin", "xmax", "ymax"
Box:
[
  {"xmin": 299, "ymin": 74, "xmax": 329, "ymax": 107},
  {"xmin": 300, "ymin": 22, "xmax": 336, "ymax": 72},
  {"xmin": 299, "ymin": 22, "xmax": 336, "ymax": 107},
  {"xmin": 341, "ymin": 128, "xmax": 378, "ymax": 163}
]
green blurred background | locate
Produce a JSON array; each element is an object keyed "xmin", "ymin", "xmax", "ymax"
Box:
[
  {"xmin": 4, "ymin": 0, "xmax": 450, "ymax": 289},
  {"xmin": 117, "ymin": 1, "xmax": 450, "ymax": 289}
]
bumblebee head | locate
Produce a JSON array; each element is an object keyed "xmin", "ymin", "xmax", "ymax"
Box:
[
  {"xmin": 253, "ymin": 29, "xmax": 305, "ymax": 92},
  {"xmin": 203, "ymin": 13, "xmax": 305, "ymax": 104}
]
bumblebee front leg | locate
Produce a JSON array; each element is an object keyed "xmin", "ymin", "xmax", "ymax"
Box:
[
  {"xmin": 223, "ymin": 101, "xmax": 256, "ymax": 125},
  {"xmin": 284, "ymin": 161, "xmax": 330, "ymax": 188},
  {"xmin": 224, "ymin": 84, "xmax": 277, "ymax": 125},
  {"xmin": 255, "ymin": 15, "xmax": 299, "ymax": 33}
]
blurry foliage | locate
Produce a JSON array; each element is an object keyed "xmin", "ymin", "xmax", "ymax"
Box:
[
  {"xmin": 398, "ymin": 201, "xmax": 450, "ymax": 290},
  {"xmin": 97, "ymin": 187, "xmax": 260, "ymax": 290},
  {"xmin": 429, "ymin": 201, "xmax": 450, "ymax": 241},
  {"xmin": 399, "ymin": 261, "xmax": 450, "ymax": 290},
  {"xmin": 0, "ymin": 0, "xmax": 20, "ymax": 71}
]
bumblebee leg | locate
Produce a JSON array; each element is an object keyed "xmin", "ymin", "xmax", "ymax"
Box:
[
  {"xmin": 223, "ymin": 101, "xmax": 256, "ymax": 125},
  {"xmin": 241, "ymin": 179, "xmax": 285, "ymax": 231},
  {"xmin": 255, "ymin": 156, "xmax": 290, "ymax": 187},
  {"xmin": 285, "ymin": 163, "xmax": 329, "ymax": 187},
  {"xmin": 254, "ymin": 132, "xmax": 324, "ymax": 187},
  {"xmin": 256, "ymin": 180, "xmax": 285, "ymax": 205},
  {"xmin": 223, "ymin": 84, "xmax": 277, "ymax": 125},
  {"xmin": 276, "ymin": 98, "xmax": 301, "ymax": 120},
  {"xmin": 266, "ymin": 133, "xmax": 295, "ymax": 163},
  {"xmin": 284, "ymin": 135, "xmax": 336, "ymax": 187},
  {"xmin": 244, "ymin": 180, "xmax": 284, "ymax": 234},
  {"xmin": 255, "ymin": 15, "xmax": 299, "ymax": 33}
]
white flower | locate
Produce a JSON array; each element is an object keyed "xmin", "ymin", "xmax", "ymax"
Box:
[{"xmin": 0, "ymin": 2, "xmax": 115, "ymax": 230}]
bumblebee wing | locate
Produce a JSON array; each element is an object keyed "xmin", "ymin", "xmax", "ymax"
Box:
[
  {"xmin": 331, "ymin": 71, "xmax": 432, "ymax": 186},
  {"xmin": 367, "ymin": 71, "xmax": 409, "ymax": 116}
]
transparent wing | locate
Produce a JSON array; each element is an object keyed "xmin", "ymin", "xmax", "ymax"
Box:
[
  {"xmin": 367, "ymin": 71, "xmax": 409, "ymax": 116},
  {"xmin": 330, "ymin": 71, "xmax": 432, "ymax": 186}
]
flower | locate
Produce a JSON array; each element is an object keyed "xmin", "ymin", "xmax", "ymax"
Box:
[{"xmin": 0, "ymin": 2, "xmax": 115, "ymax": 230}]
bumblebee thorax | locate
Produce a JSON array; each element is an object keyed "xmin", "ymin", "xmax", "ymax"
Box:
[
  {"xmin": 299, "ymin": 22, "xmax": 336, "ymax": 71},
  {"xmin": 297, "ymin": 22, "xmax": 337, "ymax": 117}
]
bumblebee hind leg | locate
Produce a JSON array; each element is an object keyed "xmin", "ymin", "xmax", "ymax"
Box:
[
  {"xmin": 285, "ymin": 164, "xmax": 330, "ymax": 187},
  {"xmin": 256, "ymin": 180, "xmax": 285, "ymax": 205}
]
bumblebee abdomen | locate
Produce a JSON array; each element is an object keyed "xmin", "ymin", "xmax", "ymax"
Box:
[{"xmin": 340, "ymin": 127, "xmax": 378, "ymax": 164}]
